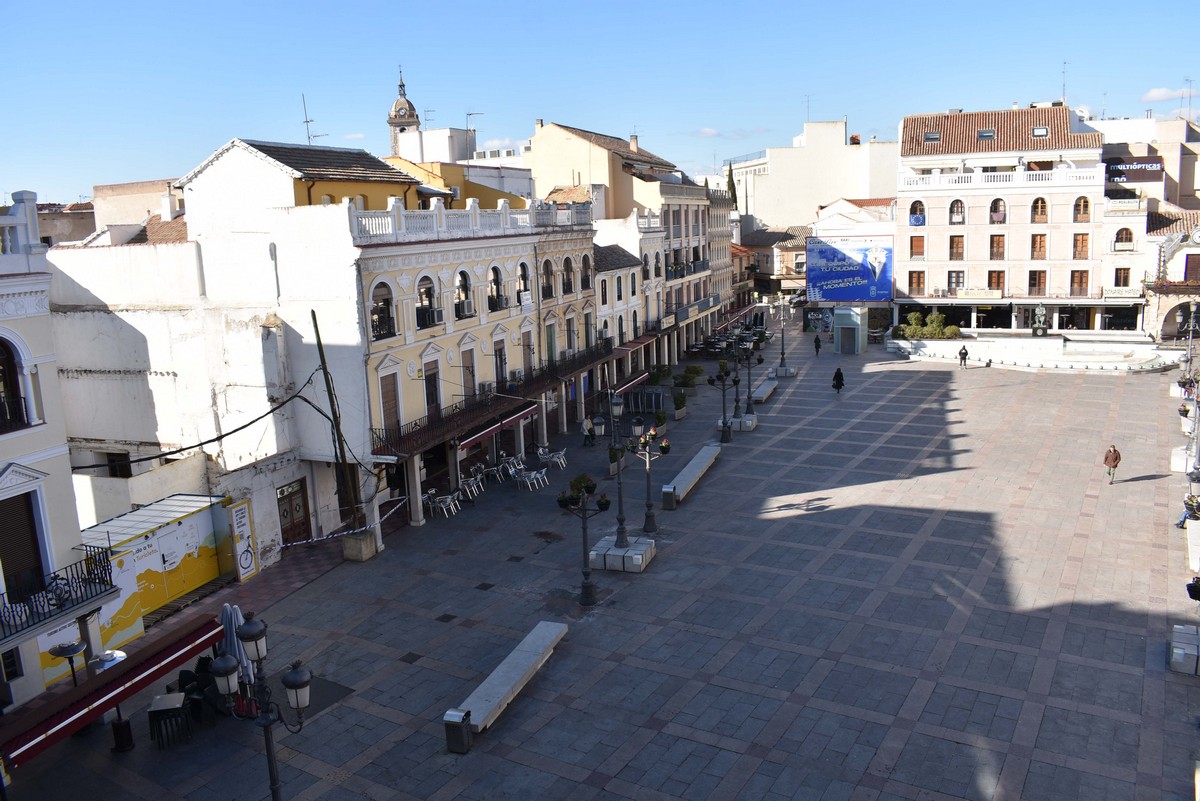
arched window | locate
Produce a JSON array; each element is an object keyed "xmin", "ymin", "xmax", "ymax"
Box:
[
  {"xmin": 581, "ymin": 255, "xmax": 592, "ymax": 290},
  {"xmin": 630, "ymin": 271, "xmax": 637, "ymax": 297},
  {"xmin": 949, "ymin": 199, "xmax": 965, "ymax": 225},
  {"xmin": 633, "ymin": 310, "xmax": 639, "ymax": 337},
  {"xmin": 642, "ymin": 253, "xmax": 650, "ymax": 279},
  {"xmin": 562, "ymin": 257, "xmax": 574, "ymax": 294},
  {"xmin": 616, "ymin": 276, "xmax": 623, "ymax": 302},
  {"xmin": 617, "ymin": 315, "xmax": 626, "ymax": 345},
  {"xmin": 909, "ymin": 201, "xmax": 926, "ymax": 226},
  {"xmin": 1073, "ymin": 196, "xmax": 1090, "ymax": 223},
  {"xmin": 455, "ymin": 271, "xmax": 475, "ymax": 319},
  {"xmin": 1031, "ymin": 197, "xmax": 1048, "ymax": 223},
  {"xmin": 1114, "ymin": 228, "xmax": 1134, "ymax": 251},
  {"xmin": 370, "ymin": 283, "xmax": 395, "ymax": 340},
  {"xmin": 0, "ymin": 339, "xmax": 29, "ymax": 433},
  {"xmin": 600, "ymin": 279, "xmax": 608, "ymax": 306},
  {"xmin": 488, "ymin": 266, "xmax": 506, "ymax": 311},
  {"xmin": 519, "ymin": 262, "xmax": 530, "ymax": 294},
  {"xmin": 654, "ymin": 253, "xmax": 662, "ymax": 278},
  {"xmin": 989, "ymin": 198, "xmax": 1006, "ymax": 224},
  {"xmin": 415, "ymin": 276, "xmax": 439, "ymax": 329},
  {"xmin": 542, "ymin": 259, "xmax": 554, "ymax": 299}
]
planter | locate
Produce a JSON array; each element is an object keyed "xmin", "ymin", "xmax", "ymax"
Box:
[
  {"xmin": 674, "ymin": 407, "xmax": 687, "ymax": 421},
  {"xmin": 608, "ymin": 456, "xmax": 626, "ymax": 476},
  {"xmin": 596, "ymin": 498, "xmax": 611, "ymax": 511},
  {"xmin": 659, "ymin": 444, "xmax": 671, "ymax": 455},
  {"xmin": 342, "ymin": 532, "xmax": 378, "ymax": 562},
  {"xmin": 558, "ymin": 495, "xmax": 580, "ymax": 509}
]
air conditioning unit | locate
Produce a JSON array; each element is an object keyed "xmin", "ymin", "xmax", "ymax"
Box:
[
  {"xmin": 950, "ymin": 214, "xmax": 964, "ymax": 224},
  {"xmin": 430, "ymin": 308, "xmax": 445, "ymax": 325},
  {"xmin": 510, "ymin": 369, "xmax": 524, "ymax": 382},
  {"xmin": 500, "ymin": 295, "xmax": 511, "ymax": 308},
  {"xmin": 460, "ymin": 299, "xmax": 475, "ymax": 316},
  {"xmin": 478, "ymin": 381, "xmax": 495, "ymax": 395},
  {"xmin": 518, "ymin": 290, "xmax": 530, "ymax": 306}
]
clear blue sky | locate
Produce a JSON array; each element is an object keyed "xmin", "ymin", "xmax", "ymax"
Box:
[{"xmin": 4, "ymin": 0, "xmax": 1196, "ymax": 205}]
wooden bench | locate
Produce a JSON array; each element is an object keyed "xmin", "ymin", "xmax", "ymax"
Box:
[
  {"xmin": 661, "ymin": 444, "xmax": 720, "ymax": 510},
  {"xmin": 449, "ymin": 621, "xmax": 567, "ymax": 740},
  {"xmin": 750, "ymin": 379, "xmax": 778, "ymax": 404}
]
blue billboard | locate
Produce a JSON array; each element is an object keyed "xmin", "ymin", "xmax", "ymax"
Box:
[{"xmin": 805, "ymin": 236, "xmax": 893, "ymax": 302}]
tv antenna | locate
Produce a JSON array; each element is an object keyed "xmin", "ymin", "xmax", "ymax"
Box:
[
  {"xmin": 1061, "ymin": 61, "xmax": 1068, "ymax": 103},
  {"xmin": 1186, "ymin": 78, "xmax": 1194, "ymax": 122},
  {"xmin": 302, "ymin": 95, "xmax": 327, "ymax": 146},
  {"xmin": 424, "ymin": 109, "xmax": 436, "ymax": 125}
]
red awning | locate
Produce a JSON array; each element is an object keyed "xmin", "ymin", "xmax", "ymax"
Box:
[
  {"xmin": 457, "ymin": 403, "xmax": 539, "ymax": 450},
  {"xmin": 1, "ymin": 617, "xmax": 223, "ymax": 767},
  {"xmin": 614, "ymin": 331, "xmax": 659, "ymax": 352},
  {"xmin": 614, "ymin": 372, "xmax": 649, "ymax": 394},
  {"xmin": 715, "ymin": 304, "xmax": 756, "ymax": 332}
]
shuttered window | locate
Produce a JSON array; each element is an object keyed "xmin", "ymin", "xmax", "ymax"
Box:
[{"xmin": 0, "ymin": 492, "xmax": 43, "ymax": 600}]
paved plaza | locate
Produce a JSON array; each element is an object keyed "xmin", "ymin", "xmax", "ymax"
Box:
[{"xmin": 9, "ymin": 332, "xmax": 1197, "ymax": 801}]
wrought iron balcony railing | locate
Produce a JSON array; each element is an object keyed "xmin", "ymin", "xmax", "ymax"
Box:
[{"xmin": 0, "ymin": 548, "xmax": 116, "ymax": 642}]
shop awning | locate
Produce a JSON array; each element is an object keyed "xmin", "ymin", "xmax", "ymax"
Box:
[
  {"xmin": 614, "ymin": 372, "xmax": 650, "ymax": 394},
  {"xmin": 614, "ymin": 331, "xmax": 659, "ymax": 352},
  {"xmin": 457, "ymin": 402, "xmax": 539, "ymax": 451},
  {"xmin": 0, "ymin": 617, "xmax": 223, "ymax": 768}
]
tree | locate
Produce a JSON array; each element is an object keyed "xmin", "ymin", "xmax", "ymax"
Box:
[{"xmin": 726, "ymin": 165, "xmax": 738, "ymax": 208}]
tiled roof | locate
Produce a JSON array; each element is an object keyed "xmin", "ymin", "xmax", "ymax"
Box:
[
  {"xmin": 777, "ymin": 225, "xmax": 813, "ymax": 248},
  {"xmin": 178, "ymin": 139, "xmax": 421, "ymax": 187},
  {"xmin": 550, "ymin": 124, "xmax": 676, "ymax": 170},
  {"xmin": 593, "ymin": 244, "xmax": 640, "ymax": 272},
  {"xmin": 1148, "ymin": 211, "xmax": 1200, "ymax": 236},
  {"xmin": 731, "ymin": 243, "xmax": 753, "ymax": 257},
  {"xmin": 545, "ymin": 185, "xmax": 592, "ymax": 204},
  {"xmin": 125, "ymin": 213, "xmax": 188, "ymax": 244},
  {"xmin": 900, "ymin": 106, "xmax": 1101, "ymax": 157},
  {"xmin": 845, "ymin": 198, "xmax": 894, "ymax": 208},
  {"xmin": 64, "ymin": 201, "xmax": 94, "ymax": 212},
  {"xmin": 242, "ymin": 140, "xmax": 420, "ymax": 184},
  {"xmin": 741, "ymin": 228, "xmax": 796, "ymax": 248}
]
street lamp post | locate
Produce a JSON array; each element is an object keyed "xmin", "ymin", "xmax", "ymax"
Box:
[
  {"xmin": 738, "ymin": 352, "xmax": 764, "ymax": 411},
  {"xmin": 594, "ymin": 393, "xmax": 630, "ymax": 548},
  {"xmin": 707, "ymin": 367, "xmax": 738, "ymax": 443},
  {"xmin": 558, "ymin": 476, "xmax": 606, "ymax": 606},
  {"xmin": 1181, "ymin": 303, "xmax": 1200, "ymax": 476},
  {"xmin": 731, "ymin": 356, "xmax": 744, "ymax": 420},
  {"xmin": 626, "ymin": 419, "xmax": 668, "ymax": 534},
  {"xmin": 768, "ymin": 294, "xmax": 795, "ymax": 372},
  {"xmin": 210, "ymin": 613, "xmax": 314, "ymax": 801}
]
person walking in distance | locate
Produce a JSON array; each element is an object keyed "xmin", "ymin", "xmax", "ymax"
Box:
[
  {"xmin": 814, "ymin": 334, "xmax": 822, "ymax": 357},
  {"xmin": 958, "ymin": 345, "xmax": 969, "ymax": 369},
  {"xmin": 1103, "ymin": 444, "xmax": 1121, "ymax": 484},
  {"xmin": 581, "ymin": 417, "xmax": 595, "ymax": 446},
  {"xmin": 832, "ymin": 367, "xmax": 845, "ymax": 395}
]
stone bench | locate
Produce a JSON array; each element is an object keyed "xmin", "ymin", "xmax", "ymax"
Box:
[
  {"xmin": 450, "ymin": 621, "xmax": 567, "ymax": 740},
  {"xmin": 750, "ymin": 379, "xmax": 778, "ymax": 404},
  {"xmin": 661, "ymin": 444, "xmax": 720, "ymax": 510}
]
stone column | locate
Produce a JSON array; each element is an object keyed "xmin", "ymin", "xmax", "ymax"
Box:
[
  {"xmin": 20, "ymin": 366, "xmax": 40, "ymax": 425},
  {"xmin": 407, "ymin": 456, "xmax": 426, "ymax": 526}
]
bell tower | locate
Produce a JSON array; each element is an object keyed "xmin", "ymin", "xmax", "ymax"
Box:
[{"xmin": 388, "ymin": 69, "xmax": 420, "ymax": 157}]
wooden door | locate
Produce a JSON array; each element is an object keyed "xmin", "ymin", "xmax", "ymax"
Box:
[{"xmin": 277, "ymin": 479, "xmax": 311, "ymax": 545}]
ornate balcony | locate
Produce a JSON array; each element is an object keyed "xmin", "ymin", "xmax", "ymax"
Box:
[{"xmin": 0, "ymin": 550, "xmax": 118, "ymax": 647}]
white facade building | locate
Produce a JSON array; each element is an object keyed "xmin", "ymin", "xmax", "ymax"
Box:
[{"xmin": 728, "ymin": 120, "xmax": 899, "ymax": 230}]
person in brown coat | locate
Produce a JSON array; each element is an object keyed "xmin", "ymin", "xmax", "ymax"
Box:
[{"xmin": 1103, "ymin": 445, "xmax": 1121, "ymax": 484}]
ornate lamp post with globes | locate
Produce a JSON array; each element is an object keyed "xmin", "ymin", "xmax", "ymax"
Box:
[{"xmin": 211, "ymin": 613, "xmax": 314, "ymax": 801}]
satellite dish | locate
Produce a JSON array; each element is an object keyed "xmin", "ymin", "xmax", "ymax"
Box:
[{"xmin": 1191, "ymin": 228, "xmax": 1200, "ymax": 246}]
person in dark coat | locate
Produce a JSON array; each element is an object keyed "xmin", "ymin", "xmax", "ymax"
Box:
[
  {"xmin": 958, "ymin": 345, "xmax": 968, "ymax": 369},
  {"xmin": 1103, "ymin": 445, "xmax": 1121, "ymax": 484},
  {"xmin": 814, "ymin": 334, "xmax": 822, "ymax": 356},
  {"xmin": 832, "ymin": 368, "xmax": 845, "ymax": 394}
]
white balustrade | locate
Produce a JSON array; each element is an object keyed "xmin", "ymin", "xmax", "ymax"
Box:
[
  {"xmin": 900, "ymin": 165, "xmax": 1104, "ymax": 191},
  {"xmin": 352, "ymin": 200, "xmax": 591, "ymax": 245}
]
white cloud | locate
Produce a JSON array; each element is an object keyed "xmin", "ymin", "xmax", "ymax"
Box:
[
  {"xmin": 695, "ymin": 128, "xmax": 720, "ymax": 139},
  {"xmin": 1142, "ymin": 87, "xmax": 1187, "ymax": 102},
  {"xmin": 343, "ymin": 133, "xmax": 365, "ymax": 140},
  {"xmin": 691, "ymin": 127, "xmax": 770, "ymax": 141},
  {"xmin": 482, "ymin": 137, "xmax": 514, "ymax": 149}
]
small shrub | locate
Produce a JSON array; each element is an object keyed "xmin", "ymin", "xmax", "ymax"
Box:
[
  {"xmin": 673, "ymin": 391, "xmax": 687, "ymax": 410},
  {"xmin": 944, "ymin": 325, "xmax": 961, "ymax": 339},
  {"xmin": 906, "ymin": 311, "xmax": 925, "ymax": 328},
  {"xmin": 654, "ymin": 410, "xmax": 667, "ymax": 427}
]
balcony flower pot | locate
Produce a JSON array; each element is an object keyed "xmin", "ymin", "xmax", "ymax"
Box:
[
  {"xmin": 596, "ymin": 495, "xmax": 611, "ymax": 511},
  {"xmin": 569, "ymin": 474, "xmax": 597, "ymax": 497},
  {"xmin": 557, "ymin": 492, "xmax": 579, "ymax": 509},
  {"xmin": 658, "ymin": 440, "xmax": 671, "ymax": 455}
]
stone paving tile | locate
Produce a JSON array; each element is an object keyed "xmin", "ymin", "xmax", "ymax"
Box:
[
  {"xmin": 942, "ymin": 642, "xmax": 1039, "ymax": 691},
  {"xmin": 918, "ymin": 684, "xmax": 1023, "ymax": 741},
  {"xmin": 1034, "ymin": 705, "xmax": 1140, "ymax": 765},
  {"xmin": 871, "ymin": 591, "xmax": 958, "ymax": 630},
  {"xmin": 673, "ymin": 684, "xmax": 780, "ymax": 742},
  {"xmin": 1020, "ymin": 759, "xmax": 1137, "ymax": 801},
  {"xmin": 890, "ymin": 732, "xmax": 1004, "ymax": 801},
  {"xmin": 1047, "ymin": 660, "xmax": 1143, "ymax": 713},
  {"xmin": 815, "ymin": 552, "xmax": 892, "ymax": 583},
  {"xmin": 960, "ymin": 607, "xmax": 1050, "ymax": 649},
  {"xmin": 841, "ymin": 623, "xmax": 939, "ymax": 670},
  {"xmin": 715, "ymin": 643, "xmax": 819, "ymax": 691},
  {"xmin": 756, "ymin": 608, "xmax": 848, "ymax": 652},
  {"xmin": 813, "ymin": 662, "xmax": 916, "ymax": 716},
  {"xmin": 786, "ymin": 577, "xmax": 870, "ymax": 614},
  {"xmin": 776, "ymin": 706, "xmax": 888, "ymax": 775}
]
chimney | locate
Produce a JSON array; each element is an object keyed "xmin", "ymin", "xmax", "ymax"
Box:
[
  {"xmin": 629, "ymin": 134, "xmax": 639, "ymax": 153},
  {"xmin": 849, "ymin": 134, "xmax": 861, "ymax": 145},
  {"xmin": 1012, "ymin": 101, "xmax": 1019, "ymax": 109},
  {"xmin": 535, "ymin": 119, "xmax": 543, "ymax": 128},
  {"xmin": 161, "ymin": 193, "xmax": 177, "ymax": 221}
]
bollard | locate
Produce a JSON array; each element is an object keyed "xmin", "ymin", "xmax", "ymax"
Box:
[{"xmin": 444, "ymin": 708, "xmax": 473, "ymax": 754}]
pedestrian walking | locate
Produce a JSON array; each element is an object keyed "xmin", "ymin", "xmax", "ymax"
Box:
[
  {"xmin": 814, "ymin": 334, "xmax": 822, "ymax": 356},
  {"xmin": 958, "ymin": 345, "xmax": 969, "ymax": 369},
  {"xmin": 581, "ymin": 417, "xmax": 595, "ymax": 446},
  {"xmin": 1103, "ymin": 444, "xmax": 1121, "ymax": 484},
  {"xmin": 832, "ymin": 367, "xmax": 845, "ymax": 395}
]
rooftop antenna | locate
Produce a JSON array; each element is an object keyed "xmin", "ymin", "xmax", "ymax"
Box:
[
  {"xmin": 1061, "ymin": 61, "xmax": 1068, "ymax": 103},
  {"xmin": 302, "ymin": 94, "xmax": 327, "ymax": 146},
  {"xmin": 424, "ymin": 109, "xmax": 436, "ymax": 125},
  {"xmin": 1187, "ymin": 77, "xmax": 1194, "ymax": 121}
]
